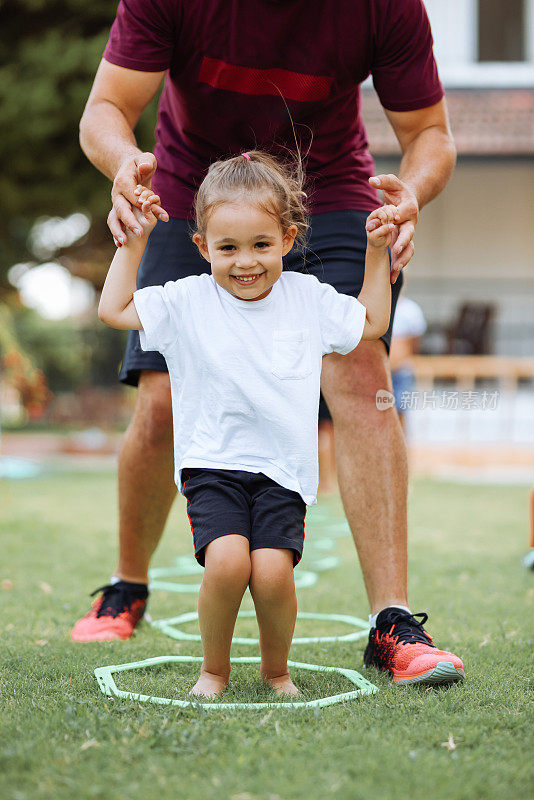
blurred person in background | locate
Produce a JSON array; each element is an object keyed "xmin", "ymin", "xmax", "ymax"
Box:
[
  {"xmin": 390, "ymin": 295, "xmax": 427, "ymax": 435},
  {"xmin": 72, "ymin": 0, "xmax": 464, "ymax": 686}
]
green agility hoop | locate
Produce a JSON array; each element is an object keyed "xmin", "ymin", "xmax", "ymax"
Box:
[
  {"xmin": 148, "ymin": 564, "xmax": 204, "ymax": 594},
  {"xmin": 94, "ymin": 655, "xmax": 378, "ymax": 710},
  {"xmin": 149, "ymin": 565, "xmax": 318, "ymax": 593},
  {"xmin": 148, "ymin": 521, "xmax": 347, "ymax": 594},
  {"xmin": 304, "ymin": 537, "xmax": 336, "ymax": 552},
  {"xmin": 150, "ymin": 610, "xmax": 368, "ymax": 645},
  {"xmin": 301, "ymin": 554, "xmax": 341, "ymax": 572},
  {"xmin": 322, "ymin": 522, "xmax": 351, "ymax": 538}
]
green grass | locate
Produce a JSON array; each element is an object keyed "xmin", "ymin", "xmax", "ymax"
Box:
[{"xmin": 1, "ymin": 471, "xmax": 533, "ymax": 800}]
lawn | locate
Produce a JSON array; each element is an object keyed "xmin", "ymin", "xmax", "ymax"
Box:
[{"xmin": 1, "ymin": 469, "xmax": 533, "ymax": 800}]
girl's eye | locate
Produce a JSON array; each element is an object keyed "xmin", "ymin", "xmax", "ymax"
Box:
[
  {"xmin": 255, "ymin": 242, "xmax": 270, "ymax": 249},
  {"xmin": 220, "ymin": 245, "xmax": 235, "ymax": 252}
]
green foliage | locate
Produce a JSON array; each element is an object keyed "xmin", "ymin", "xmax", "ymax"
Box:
[
  {"xmin": 12, "ymin": 307, "xmax": 128, "ymax": 390},
  {"xmin": 13, "ymin": 308, "xmax": 88, "ymax": 391},
  {"xmin": 0, "ymin": 0, "xmax": 159, "ymax": 280}
]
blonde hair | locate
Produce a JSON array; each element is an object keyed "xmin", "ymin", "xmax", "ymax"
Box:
[{"xmin": 193, "ymin": 150, "xmax": 308, "ymax": 247}]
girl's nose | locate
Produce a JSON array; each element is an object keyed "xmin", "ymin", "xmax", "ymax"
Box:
[{"xmin": 236, "ymin": 252, "xmax": 257, "ymax": 268}]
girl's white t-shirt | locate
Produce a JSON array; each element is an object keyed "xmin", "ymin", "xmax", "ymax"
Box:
[{"xmin": 133, "ymin": 271, "xmax": 366, "ymax": 505}]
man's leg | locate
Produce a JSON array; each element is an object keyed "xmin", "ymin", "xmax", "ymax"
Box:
[
  {"xmin": 321, "ymin": 341, "xmax": 464, "ymax": 684},
  {"xmin": 321, "ymin": 340, "xmax": 408, "ymax": 615},
  {"xmin": 71, "ymin": 369, "xmax": 175, "ymax": 641},
  {"xmin": 115, "ymin": 370, "xmax": 177, "ymax": 583}
]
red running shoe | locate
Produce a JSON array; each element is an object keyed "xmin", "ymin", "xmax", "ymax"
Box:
[
  {"xmin": 71, "ymin": 582, "xmax": 148, "ymax": 642},
  {"xmin": 364, "ymin": 608, "xmax": 464, "ymax": 685}
]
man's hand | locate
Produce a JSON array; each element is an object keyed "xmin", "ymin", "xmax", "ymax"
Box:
[
  {"xmin": 109, "ymin": 151, "xmax": 169, "ymax": 246},
  {"xmin": 369, "ymin": 174, "xmax": 418, "ymax": 283}
]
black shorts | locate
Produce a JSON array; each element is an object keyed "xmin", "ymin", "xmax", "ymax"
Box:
[
  {"xmin": 180, "ymin": 468, "xmax": 306, "ymax": 567},
  {"xmin": 118, "ymin": 209, "xmax": 404, "ymax": 391}
]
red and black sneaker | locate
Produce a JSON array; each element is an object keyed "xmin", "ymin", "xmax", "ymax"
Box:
[
  {"xmin": 364, "ymin": 607, "xmax": 465, "ymax": 685},
  {"xmin": 71, "ymin": 581, "xmax": 148, "ymax": 642}
]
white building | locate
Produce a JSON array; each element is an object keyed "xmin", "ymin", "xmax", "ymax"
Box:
[{"xmin": 362, "ymin": 0, "xmax": 534, "ymax": 356}]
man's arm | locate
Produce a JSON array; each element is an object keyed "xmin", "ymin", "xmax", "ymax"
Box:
[
  {"xmin": 385, "ymin": 97, "xmax": 456, "ymax": 210},
  {"xmin": 369, "ymin": 98, "xmax": 456, "ymax": 281},
  {"xmin": 80, "ymin": 59, "xmax": 168, "ymax": 243}
]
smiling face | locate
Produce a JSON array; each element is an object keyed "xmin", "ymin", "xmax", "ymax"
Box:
[{"xmin": 193, "ymin": 198, "xmax": 297, "ymax": 301}]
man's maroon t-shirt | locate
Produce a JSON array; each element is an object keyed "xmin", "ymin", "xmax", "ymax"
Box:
[{"xmin": 103, "ymin": 0, "xmax": 443, "ymax": 219}]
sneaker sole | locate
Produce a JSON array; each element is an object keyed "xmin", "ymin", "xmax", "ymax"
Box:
[
  {"xmin": 393, "ymin": 661, "xmax": 465, "ymax": 686},
  {"xmin": 71, "ymin": 630, "xmax": 133, "ymax": 642}
]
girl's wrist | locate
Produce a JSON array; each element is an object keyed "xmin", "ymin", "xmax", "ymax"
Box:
[
  {"xmin": 123, "ymin": 230, "xmax": 151, "ymax": 251},
  {"xmin": 366, "ymin": 240, "xmax": 389, "ymax": 254}
]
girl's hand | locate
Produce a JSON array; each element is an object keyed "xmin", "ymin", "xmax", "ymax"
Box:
[
  {"xmin": 133, "ymin": 185, "xmax": 164, "ymax": 216},
  {"xmin": 113, "ymin": 187, "xmax": 160, "ymax": 247},
  {"xmin": 365, "ymin": 205, "xmax": 401, "ymax": 249}
]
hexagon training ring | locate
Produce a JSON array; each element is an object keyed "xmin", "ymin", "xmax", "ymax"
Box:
[
  {"xmin": 148, "ymin": 566, "xmax": 318, "ymax": 593},
  {"xmin": 94, "ymin": 655, "xmax": 378, "ymax": 710},
  {"xmin": 150, "ymin": 610, "xmax": 369, "ymax": 645}
]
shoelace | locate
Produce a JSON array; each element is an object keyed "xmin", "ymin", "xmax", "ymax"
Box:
[
  {"xmin": 90, "ymin": 584, "xmax": 144, "ymax": 619},
  {"xmin": 378, "ymin": 611, "xmax": 434, "ymax": 647}
]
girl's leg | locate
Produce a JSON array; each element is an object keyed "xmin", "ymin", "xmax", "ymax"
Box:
[
  {"xmin": 191, "ymin": 534, "xmax": 251, "ymax": 698},
  {"xmin": 249, "ymin": 548, "xmax": 299, "ymax": 696}
]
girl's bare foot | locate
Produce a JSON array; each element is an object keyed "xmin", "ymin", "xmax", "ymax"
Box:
[
  {"xmin": 263, "ymin": 672, "xmax": 299, "ymax": 696},
  {"xmin": 190, "ymin": 670, "xmax": 228, "ymax": 699}
]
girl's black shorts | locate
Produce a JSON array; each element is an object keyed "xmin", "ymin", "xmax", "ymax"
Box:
[
  {"xmin": 180, "ymin": 468, "xmax": 306, "ymax": 567},
  {"xmin": 118, "ymin": 210, "xmax": 404, "ymax": 400}
]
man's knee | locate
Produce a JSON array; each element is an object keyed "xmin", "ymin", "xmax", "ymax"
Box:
[
  {"xmin": 131, "ymin": 370, "xmax": 173, "ymax": 447},
  {"xmin": 322, "ymin": 341, "xmax": 393, "ymax": 421}
]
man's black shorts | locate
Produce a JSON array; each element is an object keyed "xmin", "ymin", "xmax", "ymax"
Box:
[
  {"xmin": 118, "ymin": 209, "xmax": 404, "ymax": 390},
  {"xmin": 180, "ymin": 468, "xmax": 306, "ymax": 567}
]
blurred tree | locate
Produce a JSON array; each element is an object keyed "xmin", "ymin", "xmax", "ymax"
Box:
[
  {"xmin": 0, "ymin": 0, "xmax": 159, "ymax": 291},
  {"xmin": 13, "ymin": 307, "xmax": 128, "ymax": 390},
  {"xmin": 0, "ymin": 304, "xmax": 52, "ymax": 418},
  {"xmin": 13, "ymin": 307, "xmax": 89, "ymax": 391}
]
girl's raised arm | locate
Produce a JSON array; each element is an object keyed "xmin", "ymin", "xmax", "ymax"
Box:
[
  {"xmin": 98, "ymin": 191, "xmax": 159, "ymax": 330},
  {"xmin": 358, "ymin": 206, "xmax": 397, "ymax": 341}
]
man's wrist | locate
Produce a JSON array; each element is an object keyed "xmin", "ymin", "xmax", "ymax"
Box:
[
  {"xmin": 396, "ymin": 176, "xmax": 420, "ymax": 214},
  {"xmin": 113, "ymin": 147, "xmax": 143, "ymax": 181}
]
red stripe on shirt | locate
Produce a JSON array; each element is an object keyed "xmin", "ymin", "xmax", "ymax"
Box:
[{"xmin": 199, "ymin": 56, "xmax": 333, "ymax": 102}]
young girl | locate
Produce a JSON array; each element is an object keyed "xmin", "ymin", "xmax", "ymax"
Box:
[{"xmin": 98, "ymin": 151, "xmax": 397, "ymax": 699}]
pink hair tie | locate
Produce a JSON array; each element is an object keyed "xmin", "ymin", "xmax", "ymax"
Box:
[{"xmin": 241, "ymin": 152, "xmax": 251, "ymax": 161}]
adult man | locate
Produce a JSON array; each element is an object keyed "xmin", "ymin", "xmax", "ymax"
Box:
[{"xmin": 73, "ymin": 0, "xmax": 464, "ymax": 685}]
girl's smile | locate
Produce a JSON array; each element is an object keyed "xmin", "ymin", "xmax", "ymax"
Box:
[
  {"xmin": 193, "ymin": 200, "xmax": 297, "ymax": 301},
  {"xmin": 231, "ymin": 272, "xmax": 265, "ymax": 286}
]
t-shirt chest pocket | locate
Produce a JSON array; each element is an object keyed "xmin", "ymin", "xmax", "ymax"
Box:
[{"xmin": 271, "ymin": 329, "xmax": 312, "ymax": 380}]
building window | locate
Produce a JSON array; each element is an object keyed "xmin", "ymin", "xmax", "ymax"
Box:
[{"xmin": 478, "ymin": 0, "xmax": 525, "ymax": 62}]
